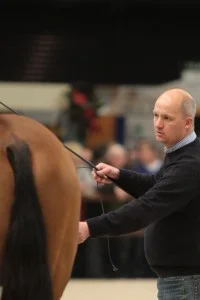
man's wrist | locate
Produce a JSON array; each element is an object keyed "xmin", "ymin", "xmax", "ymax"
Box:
[
  {"xmin": 85, "ymin": 221, "xmax": 90, "ymax": 238},
  {"xmin": 115, "ymin": 168, "xmax": 120, "ymax": 179}
]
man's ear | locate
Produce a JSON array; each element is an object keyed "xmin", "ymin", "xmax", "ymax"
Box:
[{"xmin": 185, "ymin": 117, "xmax": 193, "ymax": 129}]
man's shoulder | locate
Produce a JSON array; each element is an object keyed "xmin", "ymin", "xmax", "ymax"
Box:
[{"xmin": 164, "ymin": 154, "xmax": 200, "ymax": 178}]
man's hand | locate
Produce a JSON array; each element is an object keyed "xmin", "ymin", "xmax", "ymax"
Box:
[
  {"xmin": 91, "ymin": 162, "xmax": 120, "ymax": 184},
  {"xmin": 78, "ymin": 221, "xmax": 90, "ymax": 244}
]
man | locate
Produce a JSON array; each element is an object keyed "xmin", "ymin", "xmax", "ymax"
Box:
[{"xmin": 79, "ymin": 89, "xmax": 200, "ymax": 299}]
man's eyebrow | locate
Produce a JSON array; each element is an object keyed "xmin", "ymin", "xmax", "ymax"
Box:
[{"xmin": 153, "ymin": 111, "xmax": 174, "ymax": 117}]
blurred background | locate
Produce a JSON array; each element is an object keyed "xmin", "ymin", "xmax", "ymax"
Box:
[{"xmin": 0, "ymin": 0, "xmax": 200, "ymax": 298}]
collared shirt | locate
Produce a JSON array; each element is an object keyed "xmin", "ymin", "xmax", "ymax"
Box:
[{"xmin": 164, "ymin": 131, "xmax": 197, "ymax": 154}]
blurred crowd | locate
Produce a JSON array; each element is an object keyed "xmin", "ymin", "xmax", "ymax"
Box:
[
  {"xmin": 56, "ymin": 81, "xmax": 165, "ymax": 278},
  {"xmin": 65, "ymin": 138, "xmax": 164, "ymax": 279}
]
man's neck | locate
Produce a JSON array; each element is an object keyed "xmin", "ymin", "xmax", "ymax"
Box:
[{"xmin": 164, "ymin": 131, "xmax": 196, "ymax": 154}]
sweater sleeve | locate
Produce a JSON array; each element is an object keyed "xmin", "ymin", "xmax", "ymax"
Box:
[
  {"xmin": 87, "ymin": 163, "xmax": 199, "ymax": 237},
  {"xmin": 114, "ymin": 168, "xmax": 157, "ymax": 198}
]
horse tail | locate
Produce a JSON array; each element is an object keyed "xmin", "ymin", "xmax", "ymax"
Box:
[{"xmin": 1, "ymin": 139, "xmax": 53, "ymax": 300}]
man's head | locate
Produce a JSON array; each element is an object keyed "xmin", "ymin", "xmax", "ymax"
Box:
[{"xmin": 153, "ymin": 89, "xmax": 196, "ymax": 148}]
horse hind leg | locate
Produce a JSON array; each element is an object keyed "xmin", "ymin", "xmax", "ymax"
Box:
[{"xmin": 34, "ymin": 149, "xmax": 81, "ymax": 300}]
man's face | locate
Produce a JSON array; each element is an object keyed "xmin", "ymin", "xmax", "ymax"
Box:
[{"xmin": 153, "ymin": 95, "xmax": 191, "ymax": 148}]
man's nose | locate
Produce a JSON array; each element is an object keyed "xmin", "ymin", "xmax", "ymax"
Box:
[{"xmin": 155, "ymin": 118, "xmax": 164, "ymax": 128}]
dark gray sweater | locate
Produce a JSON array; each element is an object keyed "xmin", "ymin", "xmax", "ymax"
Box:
[{"xmin": 87, "ymin": 138, "xmax": 200, "ymax": 276}]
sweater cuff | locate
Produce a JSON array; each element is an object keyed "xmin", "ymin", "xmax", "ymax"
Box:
[
  {"xmin": 87, "ymin": 215, "xmax": 108, "ymax": 238},
  {"xmin": 115, "ymin": 168, "xmax": 136, "ymax": 185}
]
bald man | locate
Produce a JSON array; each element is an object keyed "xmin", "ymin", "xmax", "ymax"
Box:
[{"xmin": 79, "ymin": 89, "xmax": 200, "ymax": 299}]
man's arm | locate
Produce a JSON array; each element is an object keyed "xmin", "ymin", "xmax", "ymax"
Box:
[
  {"xmin": 92, "ymin": 162, "xmax": 157, "ymax": 198},
  {"xmin": 115, "ymin": 168, "xmax": 157, "ymax": 198},
  {"xmin": 87, "ymin": 164, "xmax": 199, "ymax": 237}
]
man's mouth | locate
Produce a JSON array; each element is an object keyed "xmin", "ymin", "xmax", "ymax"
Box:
[{"xmin": 156, "ymin": 132, "xmax": 163, "ymax": 136}]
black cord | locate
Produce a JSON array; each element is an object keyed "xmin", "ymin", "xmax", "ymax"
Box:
[{"xmin": 77, "ymin": 166, "xmax": 118, "ymax": 272}]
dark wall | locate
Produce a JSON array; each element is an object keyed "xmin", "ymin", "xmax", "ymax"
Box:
[{"xmin": 0, "ymin": 2, "xmax": 200, "ymax": 84}]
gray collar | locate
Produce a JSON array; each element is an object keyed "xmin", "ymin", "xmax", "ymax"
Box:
[{"xmin": 164, "ymin": 131, "xmax": 196, "ymax": 154}]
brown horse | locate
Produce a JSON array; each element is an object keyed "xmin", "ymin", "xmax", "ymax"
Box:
[{"xmin": 0, "ymin": 113, "xmax": 81, "ymax": 300}]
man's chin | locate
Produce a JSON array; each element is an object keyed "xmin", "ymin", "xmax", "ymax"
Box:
[{"xmin": 155, "ymin": 136, "xmax": 164, "ymax": 143}]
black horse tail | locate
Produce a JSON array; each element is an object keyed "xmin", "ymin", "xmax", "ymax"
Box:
[{"xmin": 1, "ymin": 139, "xmax": 53, "ymax": 300}]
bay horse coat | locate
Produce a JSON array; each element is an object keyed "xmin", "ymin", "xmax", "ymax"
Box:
[{"xmin": 0, "ymin": 113, "xmax": 81, "ymax": 300}]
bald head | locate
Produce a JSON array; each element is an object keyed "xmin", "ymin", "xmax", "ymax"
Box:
[{"xmin": 157, "ymin": 89, "xmax": 196, "ymax": 120}]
